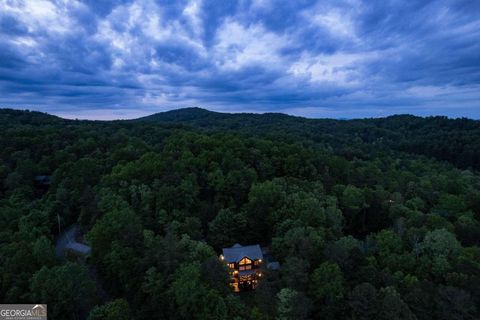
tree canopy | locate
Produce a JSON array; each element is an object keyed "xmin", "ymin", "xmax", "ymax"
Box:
[{"xmin": 1, "ymin": 108, "xmax": 479, "ymax": 319}]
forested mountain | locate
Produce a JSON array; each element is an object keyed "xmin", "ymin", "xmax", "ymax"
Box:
[
  {"xmin": 1, "ymin": 107, "xmax": 479, "ymax": 320},
  {"xmin": 140, "ymin": 108, "xmax": 480, "ymax": 171}
]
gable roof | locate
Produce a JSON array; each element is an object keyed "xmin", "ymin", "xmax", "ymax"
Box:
[
  {"xmin": 66, "ymin": 242, "xmax": 91, "ymax": 255},
  {"xmin": 222, "ymin": 243, "xmax": 263, "ymax": 263}
]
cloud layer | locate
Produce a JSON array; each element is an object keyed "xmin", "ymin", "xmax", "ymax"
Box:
[{"xmin": 0, "ymin": 0, "xmax": 479, "ymax": 119}]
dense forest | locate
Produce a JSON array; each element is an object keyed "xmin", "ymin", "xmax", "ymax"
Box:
[{"xmin": 1, "ymin": 107, "xmax": 479, "ymax": 320}]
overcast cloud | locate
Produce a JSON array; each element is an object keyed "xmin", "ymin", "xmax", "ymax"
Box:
[{"xmin": 0, "ymin": 0, "xmax": 479, "ymax": 119}]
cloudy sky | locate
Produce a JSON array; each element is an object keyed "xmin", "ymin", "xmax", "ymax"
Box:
[{"xmin": 0, "ymin": 0, "xmax": 479, "ymax": 119}]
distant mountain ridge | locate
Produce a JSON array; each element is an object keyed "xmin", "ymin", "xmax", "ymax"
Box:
[
  {"xmin": 135, "ymin": 107, "xmax": 306, "ymax": 129},
  {"xmin": 0, "ymin": 108, "xmax": 64, "ymax": 125},
  {"xmin": 1, "ymin": 107, "xmax": 480, "ymax": 170},
  {"xmin": 137, "ymin": 107, "xmax": 221, "ymax": 122}
]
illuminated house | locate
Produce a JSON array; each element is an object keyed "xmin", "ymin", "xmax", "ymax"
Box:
[{"xmin": 221, "ymin": 243, "xmax": 263, "ymax": 292}]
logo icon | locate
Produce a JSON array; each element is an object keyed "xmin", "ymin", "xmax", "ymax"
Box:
[{"xmin": 0, "ymin": 304, "xmax": 47, "ymax": 320}]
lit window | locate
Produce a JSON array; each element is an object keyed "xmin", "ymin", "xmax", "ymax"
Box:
[
  {"xmin": 239, "ymin": 257, "xmax": 252, "ymax": 265},
  {"xmin": 239, "ymin": 265, "xmax": 252, "ymax": 271}
]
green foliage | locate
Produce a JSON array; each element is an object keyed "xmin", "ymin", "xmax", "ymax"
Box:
[
  {"xmin": 341, "ymin": 185, "xmax": 367, "ymax": 217},
  {"xmin": 87, "ymin": 204, "xmax": 143, "ymax": 260},
  {"xmin": 435, "ymin": 286, "xmax": 477, "ymax": 320},
  {"xmin": 324, "ymin": 235, "xmax": 362, "ymax": 270},
  {"xmin": 420, "ymin": 228, "xmax": 461, "ymax": 257},
  {"xmin": 378, "ymin": 286, "xmax": 416, "ymax": 320},
  {"xmin": 349, "ymin": 283, "xmax": 379, "ymax": 320},
  {"xmin": 168, "ymin": 263, "xmax": 228, "ymax": 320},
  {"xmin": 272, "ymin": 226, "xmax": 325, "ymax": 265},
  {"xmin": 30, "ymin": 262, "xmax": 97, "ymax": 320},
  {"xmin": 208, "ymin": 208, "xmax": 247, "ymax": 249},
  {"xmin": 281, "ymin": 257, "xmax": 310, "ymax": 291},
  {"xmin": 1, "ymin": 108, "xmax": 480, "ymax": 319},
  {"xmin": 32, "ymin": 235, "xmax": 56, "ymax": 267},
  {"xmin": 276, "ymin": 288, "xmax": 312, "ymax": 320},
  {"xmin": 311, "ymin": 262, "xmax": 345, "ymax": 301},
  {"xmin": 87, "ymin": 299, "xmax": 131, "ymax": 320},
  {"xmin": 376, "ymin": 230, "xmax": 403, "ymax": 257}
]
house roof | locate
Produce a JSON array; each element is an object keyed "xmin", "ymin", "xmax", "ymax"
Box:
[
  {"xmin": 66, "ymin": 242, "xmax": 91, "ymax": 255},
  {"xmin": 222, "ymin": 243, "xmax": 263, "ymax": 263}
]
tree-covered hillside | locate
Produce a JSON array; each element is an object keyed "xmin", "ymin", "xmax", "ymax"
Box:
[
  {"xmin": 1, "ymin": 108, "xmax": 479, "ymax": 320},
  {"xmin": 139, "ymin": 108, "xmax": 480, "ymax": 171}
]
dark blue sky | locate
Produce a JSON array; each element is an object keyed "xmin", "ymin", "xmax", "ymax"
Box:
[{"xmin": 1, "ymin": 0, "xmax": 479, "ymax": 119}]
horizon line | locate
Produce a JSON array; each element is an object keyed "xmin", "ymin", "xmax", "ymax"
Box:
[{"xmin": 1, "ymin": 106, "xmax": 479, "ymax": 122}]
